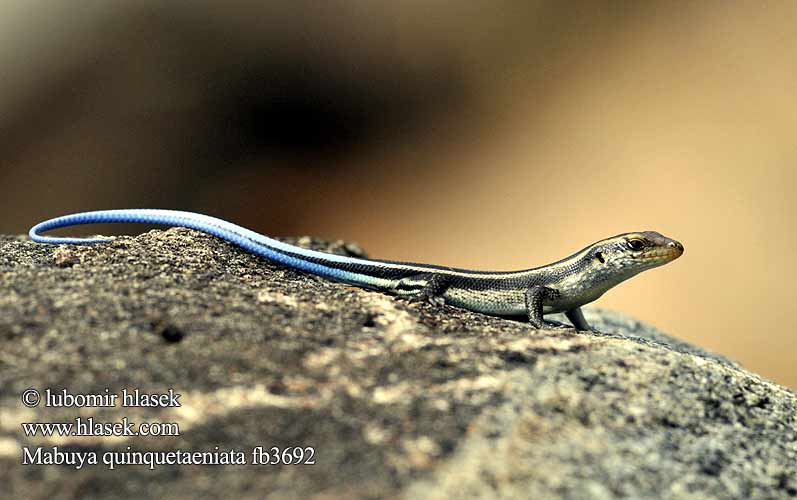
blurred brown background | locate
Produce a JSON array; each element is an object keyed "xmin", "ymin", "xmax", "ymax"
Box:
[{"xmin": 1, "ymin": 2, "xmax": 795, "ymax": 387}]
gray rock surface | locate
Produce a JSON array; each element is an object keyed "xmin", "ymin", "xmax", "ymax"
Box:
[{"xmin": 1, "ymin": 229, "xmax": 795, "ymax": 499}]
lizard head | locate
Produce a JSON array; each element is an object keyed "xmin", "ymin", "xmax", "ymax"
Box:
[{"xmin": 589, "ymin": 231, "xmax": 683, "ymax": 281}]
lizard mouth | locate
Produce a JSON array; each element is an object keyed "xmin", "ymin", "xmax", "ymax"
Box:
[
  {"xmin": 664, "ymin": 240, "xmax": 684, "ymax": 260},
  {"xmin": 639, "ymin": 243, "xmax": 683, "ymax": 264}
]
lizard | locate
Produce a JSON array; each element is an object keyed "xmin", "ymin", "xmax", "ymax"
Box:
[{"xmin": 29, "ymin": 209, "xmax": 683, "ymax": 331}]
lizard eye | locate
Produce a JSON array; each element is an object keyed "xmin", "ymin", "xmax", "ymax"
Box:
[
  {"xmin": 595, "ymin": 251, "xmax": 605, "ymax": 263},
  {"xmin": 627, "ymin": 239, "xmax": 645, "ymax": 251}
]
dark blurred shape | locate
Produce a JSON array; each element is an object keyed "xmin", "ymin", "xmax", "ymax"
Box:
[{"xmin": 210, "ymin": 57, "xmax": 463, "ymax": 161}]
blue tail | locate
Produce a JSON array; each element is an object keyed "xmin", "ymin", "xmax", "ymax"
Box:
[{"xmin": 29, "ymin": 209, "xmax": 395, "ymax": 288}]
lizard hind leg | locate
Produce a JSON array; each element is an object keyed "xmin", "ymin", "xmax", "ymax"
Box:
[{"xmin": 394, "ymin": 273, "xmax": 450, "ymax": 306}]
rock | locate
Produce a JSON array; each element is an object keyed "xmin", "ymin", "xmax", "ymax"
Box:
[{"xmin": 0, "ymin": 229, "xmax": 795, "ymax": 499}]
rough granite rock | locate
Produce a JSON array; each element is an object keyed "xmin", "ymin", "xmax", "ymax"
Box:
[{"xmin": 0, "ymin": 229, "xmax": 795, "ymax": 500}]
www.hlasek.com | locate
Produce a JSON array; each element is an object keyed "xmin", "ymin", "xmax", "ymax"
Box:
[{"xmin": 22, "ymin": 417, "xmax": 179, "ymax": 437}]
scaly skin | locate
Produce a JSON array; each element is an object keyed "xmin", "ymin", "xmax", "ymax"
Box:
[{"xmin": 29, "ymin": 210, "xmax": 683, "ymax": 330}]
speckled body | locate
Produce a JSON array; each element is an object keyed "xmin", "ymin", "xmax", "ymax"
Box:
[
  {"xmin": 433, "ymin": 246, "xmax": 634, "ymax": 317},
  {"xmin": 393, "ymin": 232, "xmax": 681, "ymax": 320}
]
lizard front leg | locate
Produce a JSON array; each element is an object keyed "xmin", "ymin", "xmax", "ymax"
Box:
[
  {"xmin": 525, "ymin": 285, "xmax": 563, "ymax": 329},
  {"xmin": 565, "ymin": 306, "xmax": 592, "ymax": 331}
]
